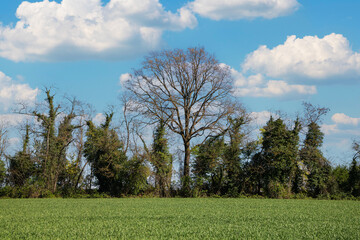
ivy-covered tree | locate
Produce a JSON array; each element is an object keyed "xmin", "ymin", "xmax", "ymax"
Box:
[
  {"xmin": 9, "ymin": 125, "xmax": 35, "ymax": 186},
  {"xmin": 253, "ymin": 116, "xmax": 301, "ymax": 197},
  {"xmin": 121, "ymin": 155, "xmax": 149, "ymax": 196},
  {"xmin": 31, "ymin": 90, "xmax": 80, "ymax": 193},
  {"xmin": 223, "ymin": 116, "xmax": 247, "ymax": 196},
  {"xmin": 151, "ymin": 120, "xmax": 173, "ymax": 197},
  {"xmin": 348, "ymin": 141, "xmax": 360, "ymax": 196},
  {"xmin": 300, "ymin": 122, "xmax": 331, "ymax": 197},
  {"xmin": 193, "ymin": 136, "xmax": 225, "ymax": 195},
  {"xmin": 84, "ymin": 112, "xmax": 128, "ymax": 196},
  {"xmin": 332, "ymin": 165, "xmax": 349, "ymax": 194},
  {"xmin": 297, "ymin": 102, "xmax": 331, "ymax": 197},
  {"xmin": 0, "ymin": 160, "xmax": 5, "ymax": 188}
]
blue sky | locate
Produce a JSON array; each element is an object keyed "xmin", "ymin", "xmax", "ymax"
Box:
[{"xmin": 0, "ymin": 0, "xmax": 359, "ymax": 165}]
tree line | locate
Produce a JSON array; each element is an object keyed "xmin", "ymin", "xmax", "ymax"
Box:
[{"xmin": 0, "ymin": 47, "xmax": 359, "ymax": 199}]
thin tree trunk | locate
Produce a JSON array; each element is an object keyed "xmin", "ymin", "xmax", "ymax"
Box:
[{"xmin": 75, "ymin": 161, "xmax": 88, "ymax": 190}]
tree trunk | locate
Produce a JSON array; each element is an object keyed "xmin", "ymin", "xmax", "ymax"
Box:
[
  {"xmin": 182, "ymin": 139, "xmax": 191, "ymax": 196},
  {"xmin": 183, "ymin": 140, "xmax": 190, "ymax": 178}
]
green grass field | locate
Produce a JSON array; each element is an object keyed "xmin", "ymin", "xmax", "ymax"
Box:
[{"xmin": 0, "ymin": 198, "xmax": 359, "ymax": 239}]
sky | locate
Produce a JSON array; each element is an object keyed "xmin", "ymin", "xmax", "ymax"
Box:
[{"xmin": 0, "ymin": 0, "xmax": 359, "ymax": 165}]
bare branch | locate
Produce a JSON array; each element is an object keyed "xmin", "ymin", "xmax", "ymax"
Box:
[{"xmin": 125, "ymin": 47, "xmax": 236, "ymax": 185}]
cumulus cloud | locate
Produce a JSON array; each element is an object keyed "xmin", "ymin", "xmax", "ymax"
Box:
[
  {"xmin": 321, "ymin": 113, "xmax": 360, "ymax": 159},
  {"xmin": 331, "ymin": 113, "xmax": 360, "ymax": 126},
  {"xmin": 235, "ymin": 79, "xmax": 317, "ymax": 98},
  {"xmin": 243, "ymin": 33, "xmax": 360, "ymax": 81},
  {"xmin": 228, "ymin": 66, "xmax": 316, "ymax": 98},
  {"xmin": 188, "ymin": 0, "xmax": 299, "ymax": 20},
  {"xmin": 322, "ymin": 113, "xmax": 360, "ymax": 136},
  {"xmin": 0, "ymin": 71, "xmax": 39, "ymax": 110},
  {"xmin": 0, "ymin": 0, "xmax": 197, "ymax": 62}
]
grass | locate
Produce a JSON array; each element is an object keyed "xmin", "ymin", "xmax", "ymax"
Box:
[{"xmin": 0, "ymin": 198, "xmax": 359, "ymax": 239}]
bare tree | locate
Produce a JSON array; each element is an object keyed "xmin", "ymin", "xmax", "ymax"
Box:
[
  {"xmin": 118, "ymin": 94, "xmax": 143, "ymax": 155},
  {"xmin": 302, "ymin": 102, "xmax": 330, "ymax": 125},
  {"xmin": 126, "ymin": 47, "xmax": 235, "ymax": 193}
]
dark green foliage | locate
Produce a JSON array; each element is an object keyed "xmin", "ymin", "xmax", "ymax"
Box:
[
  {"xmin": 348, "ymin": 158, "xmax": 360, "ymax": 197},
  {"xmin": 193, "ymin": 136, "xmax": 225, "ymax": 195},
  {"xmin": 303, "ymin": 122, "xmax": 324, "ymax": 148},
  {"xmin": 151, "ymin": 120, "xmax": 172, "ymax": 197},
  {"xmin": 223, "ymin": 117, "xmax": 247, "ymax": 196},
  {"xmin": 241, "ymin": 140, "xmax": 263, "ymax": 195},
  {"xmin": 9, "ymin": 153, "xmax": 34, "ymax": 186},
  {"xmin": 253, "ymin": 117, "xmax": 301, "ymax": 197},
  {"xmin": 192, "ymin": 116, "xmax": 249, "ymax": 196},
  {"xmin": 84, "ymin": 112, "xmax": 128, "ymax": 196},
  {"xmin": 9, "ymin": 125, "xmax": 35, "ymax": 186},
  {"xmin": 348, "ymin": 141, "xmax": 360, "ymax": 196},
  {"xmin": 0, "ymin": 159, "xmax": 5, "ymax": 187},
  {"xmin": 300, "ymin": 122, "xmax": 331, "ymax": 197},
  {"xmin": 121, "ymin": 156, "xmax": 149, "ymax": 196},
  {"xmin": 332, "ymin": 165, "xmax": 349, "ymax": 193}
]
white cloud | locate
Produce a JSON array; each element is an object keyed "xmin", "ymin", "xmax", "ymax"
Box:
[
  {"xmin": 321, "ymin": 122, "xmax": 360, "ymax": 160},
  {"xmin": 243, "ymin": 33, "xmax": 360, "ymax": 81},
  {"xmin": 235, "ymin": 79, "xmax": 316, "ymax": 98},
  {"xmin": 92, "ymin": 113, "xmax": 106, "ymax": 126},
  {"xmin": 331, "ymin": 113, "xmax": 360, "ymax": 126},
  {"xmin": 229, "ymin": 66, "xmax": 316, "ymax": 98},
  {"xmin": 0, "ymin": 114, "xmax": 32, "ymax": 127},
  {"xmin": 0, "ymin": 71, "xmax": 39, "ymax": 110},
  {"xmin": 322, "ymin": 113, "xmax": 360, "ymax": 136},
  {"xmin": 321, "ymin": 124, "xmax": 338, "ymax": 135},
  {"xmin": 321, "ymin": 113, "xmax": 360, "ymax": 163},
  {"xmin": 0, "ymin": 0, "xmax": 197, "ymax": 62},
  {"xmin": 188, "ymin": 0, "xmax": 299, "ymax": 20}
]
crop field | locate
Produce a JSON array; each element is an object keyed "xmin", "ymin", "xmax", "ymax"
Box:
[{"xmin": 0, "ymin": 198, "xmax": 359, "ymax": 239}]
